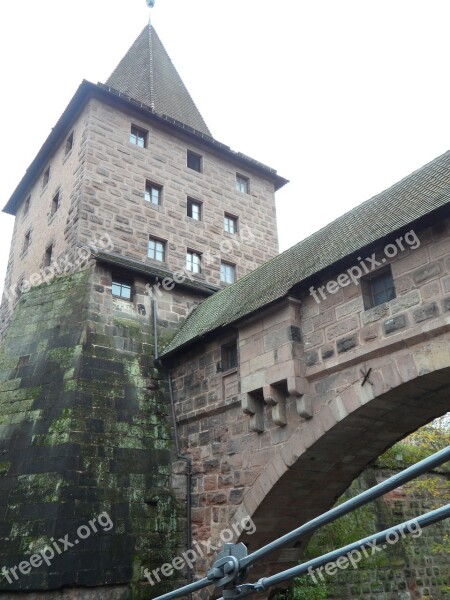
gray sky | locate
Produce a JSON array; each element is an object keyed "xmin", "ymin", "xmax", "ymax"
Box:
[{"xmin": 2, "ymin": 0, "xmax": 450, "ymax": 296}]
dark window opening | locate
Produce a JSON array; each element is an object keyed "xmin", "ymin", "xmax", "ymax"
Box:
[
  {"xmin": 44, "ymin": 244, "xmax": 53, "ymax": 267},
  {"xmin": 187, "ymin": 198, "xmax": 202, "ymax": 221},
  {"xmin": 224, "ymin": 213, "xmax": 238, "ymax": 234},
  {"xmin": 65, "ymin": 131, "xmax": 74, "ymax": 155},
  {"xmin": 51, "ymin": 191, "xmax": 60, "ymax": 216},
  {"xmin": 362, "ymin": 267, "xmax": 396, "ymax": 309},
  {"xmin": 187, "ymin": 150, "xmax": 202, "ymax": 172},
  {"xmin": 220, "ymin": 261, "xmax": 236, "ymax": 284},
  {"xmin": 130, "ymin": 125, "xmax": 147, "ymax": 148},
  {"xmin": 236, "ymin": 174, "xmax": 249, "ymax": 194},
  {"xmin": 23, "ymin": 230, "xmax": 31, "ymax": 254},
  {"xmin": 23, "ymin": 195, "xmax": 31, "ymax": 217},
  {"xmin": 145, "ymin": 181, "xmax": 162, "ymax": 205},
  {"xmin": 112, "ymin": 277, "xmax": 132, "ymax": 301},
  {"xmin": 221, "ymin": 340, "xmax": 238, "ymax": 372},
  {"xmin": 43, "ymin": 167, "xmax": 50, "ymax": 189}
]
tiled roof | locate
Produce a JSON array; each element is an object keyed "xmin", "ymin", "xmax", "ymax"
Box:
[
  {"xmin": 162, "ymin": 150, "xmax": 450, "ymax": 356},
  {"xmin": 106, "ymin": 25, "xmax": 211, "ymax": 136},
  {"xmin": 92, "ymin": 250, "xmax": 219, "ymax": 295}
]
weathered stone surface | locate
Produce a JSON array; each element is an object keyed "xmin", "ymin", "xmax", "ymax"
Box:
[
  {"xmin": 384, "ymin": 314, "xmax": 407, "ymax": 334},
  {"xmin": 413, "ymin": 302, "xmax": 439, "ymax": 322},
  {"xmin": 361, "ymin": 303, "xmax": 390, "ymax": 325},
  {"xmin": 337, "ymin": 335, "xmax": 358, "ymax": 353},
  {"xmin": 390, "ymin": 290, "xmax": 421, "ymax": 315}
]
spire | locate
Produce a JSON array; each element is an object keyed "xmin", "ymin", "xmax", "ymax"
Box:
[{"xmin": 105, "ymin": 25, "xmax": 211, "ymax": 136}]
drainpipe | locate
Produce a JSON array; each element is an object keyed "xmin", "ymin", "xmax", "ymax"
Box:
[{"xmin": 151, "ymin": 296, "xmax": 193, "ymax": 592}]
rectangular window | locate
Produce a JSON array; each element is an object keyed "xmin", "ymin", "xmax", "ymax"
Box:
[
  {"xmin": 148, "ymin": 237, "xmax": 166, "ymax": 262},
  {"xmin": 224, "ymin": 213, "xmax": 238, "ymax": 234},
  {"xmin": 236, "ymin": 174, "xmax": 249, "ymax": 194},
  {"xmin": 362, "ymin": 267, "xmax": 396, "ymax": 309},
  {"xmin": 187, "ymin": 198, "xmax": 202, "ymax": 221},
  {"xmin": 44, "ymin": 244, "xmax": 53, "ymax": 267},
  {"xmin": 112, "ymin": 277, "xmax": 132, "ymax": 300},
  {"xmin": 43, "ymin": 166, "xmax": 50, "ymax": 189},
  {"xmin": 220, "ymin": 261, "xmax": 236, "ymax": 284},
  {"xmin": 221, "ymin": 340, "xmax": 238, "ymax": 371},
  {"xmin": 65, "ymin": 131, "xmax": 74, "ymax": 155},
  {"xmin": 23, "ymin": 230, "xmax": 31, "ymax": 254},
  {"xmin": 130, "ymin": 125, "xmax": 147, "ymax": 148},
  {"xmin": 187, "ymin": 150, "xmax": 202, "ymax": 172},
  {"xmin": 51, "ymin": 191, "xmax": 60, "ymax": 216},
  {"xmin": 145, "ymin": 181, "xmax": 162, "ymax": 205},
  {"xmin": 23, "ymin": 195, "xmax": 31, "ymax": 217},
  {"xmin": 186, "ymin": 250, "xmax": 202, "ymax": 274}
]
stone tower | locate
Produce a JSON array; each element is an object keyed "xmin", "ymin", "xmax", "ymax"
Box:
[{"xmin": 0, "ymin": 21, "xmax": 286, "ymax": 600}]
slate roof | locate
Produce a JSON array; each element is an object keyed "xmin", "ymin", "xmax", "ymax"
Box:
[
  {"xmin": 106, "ymin": 25, "xmax": 211, "ymax": 136},
  {"xmin": 162, "ymin": 150, "xmax": 450, "ymax": 356}
]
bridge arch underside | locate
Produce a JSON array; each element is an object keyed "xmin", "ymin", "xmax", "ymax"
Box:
[{"xmin": 238, "ymin": 366, "xmax": 450, "ymax": 585}]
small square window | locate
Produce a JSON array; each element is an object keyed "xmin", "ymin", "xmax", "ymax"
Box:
[
  {"xmin": 112, "ymin": 276, "xmax": 132, "ymax": 300},
  {"xmin": 187, "ymin": 198, "xmax": 202, "ymax": 221},
  {"xmin": 145, "ymin": 181, "xmax": 162, "ymax": 205},
  {"xmin": 220, "ymin": 261, "xmax": 236, "ymax": 284},
  {"xmin": 362, "ymin": 268, "xmax": 396, "ymax": 309},
  {"xmin": 23, "ymin": 230, "xmax": 32, "ymax": 254},
  {"xmin": 187, "ymin": 150, "xmax": 202, "ymax": 172},
  {"xmin": 221, "ymin": 340, "xmax": 238, "ymax": 372},
  {"xmin": 23, "ymin": 195, "xmax": 31, "ymax": 217},
  {"xmin": 65, "ymin": 131, "xmax": 74, "ymax": 156},
  {"xmin": 44, "ymin": 244, "xmax": 53, "ymax": 267},
  {"xmin": 148, "ymin": 237, "xmax": 166, "ymax": 262},
  {"xmin": 236, "ymin": 174, "xmax": 249, "ymax": 194},
  {"xmin": 51, "ymin": 191, "xmax": 60, "ymax": 216},
  {"xmin": 186, "ymin": 250, "xmax": 202, "ymax": 274},
  {"xmin": 224, "ymin": 214, "xmax": 238, "ymax": 234},
  {"xmin": 43, "ymin": 167, "xmax": 50, "ymax": 189},
  {"xmin": 130, "ymin": 125, "xmax": 147, "ymax": 148}
]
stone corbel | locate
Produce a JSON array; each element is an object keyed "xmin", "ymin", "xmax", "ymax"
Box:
[
  {"xmin": 241, "ymin": 392, "xmax": 265, "ymax": 433},
  {"xmin": 288, "ymin": 376, "xmax": 313, "ymax": 420},
  {"xmin": 263, "ymin": 384, "xmax": 287, "ymax": 427}
]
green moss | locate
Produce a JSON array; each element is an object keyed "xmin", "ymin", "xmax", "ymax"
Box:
[{"xmin": 0, "ymin": 461, "xmax": 11, "ymax": 476}]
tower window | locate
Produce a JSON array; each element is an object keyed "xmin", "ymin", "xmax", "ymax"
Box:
[
  {"xmin": 130, "ymin": 125, "xmax": 147, "ymax": 148},
  {"xmin": 23, "ymin": 230, "xmax": 32, "ymax": 254},
  {"xmin": 23, "ymin": 195, "xmax": 31, "ymax": 218},
  {"xmin": 220, "ymin": 261, "xmax": 236, "ymax": 284},
  {"xmin": 362, "ymin": 267, "xmax": 396, "ymax": 309},
  {"xmin": 187, "ymin": 150, "xmax": 202, "ymax": 172},
  {"xmin": 51, "ymin": 191, "xmax": 60, "ymax": 216},
  {"xmin": 44, "ymin": 244, "xmax": 53, "ymax": 267},
  {"xmin": 221, "ymin": 340, "xmax": 238, "ymax": 371},
  {"xmin": 112, "ymin": 276, "xmax": 132, "ymax": 300},
  {"xmin": 187, "ymin": 198, "xmax": 202, "ymax": 221},
  {"xmin": 43, "ymin": 167, "xmax": 51, "ymax": 189},
  {"xmin": 224, "ymin": 213, "xmax": 238, "ymax": 234},
  {"xmin": 145, "ymin": 181, "xmax": 162, "ymax": 205},
  {"xmin": 186, "ymin": 250, "xmax": 202, "ymax": 274},
  {"xmin": 148, "ymin": 237, "xmax": 166, "ymax": 262},
  {"xmin": 236, "ymin": 174, "xmax": 249, "ymax": 194},
  {"xmin": 65, "ymin": 131, "xmax": 74, "ymax": 156}
]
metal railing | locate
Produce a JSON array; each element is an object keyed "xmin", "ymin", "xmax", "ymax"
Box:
[{"xmin": 154, "ymin": 445, "xmax": 450, "ymax": 600}]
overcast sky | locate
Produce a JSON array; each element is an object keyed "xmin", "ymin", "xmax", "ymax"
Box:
[{"xmin": 1, "ymin": 0, "xmax": 450, "ymax": 297}]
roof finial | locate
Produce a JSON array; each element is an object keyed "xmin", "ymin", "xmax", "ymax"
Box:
[{"xmin": 146, "ymin": 0, "xmax": 155, "ymax": 24}]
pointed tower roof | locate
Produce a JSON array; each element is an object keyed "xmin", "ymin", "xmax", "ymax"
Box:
[{"xmin": 105, "ymin": 25, "xmax": 211, "ymax": 136}]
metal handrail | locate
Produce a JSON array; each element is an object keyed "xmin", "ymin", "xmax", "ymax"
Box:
[{"xmin": 153, "ymin": 445, "xmax": 450, "ymax": 600}]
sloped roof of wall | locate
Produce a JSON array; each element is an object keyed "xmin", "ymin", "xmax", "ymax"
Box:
[
  {"xmin": 106, "ymin": 25, "xmax": 211, "ymax": 136},
  {"xmin": 162, "ymin": 149, "xmax": 450, "ymax": 356}
]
